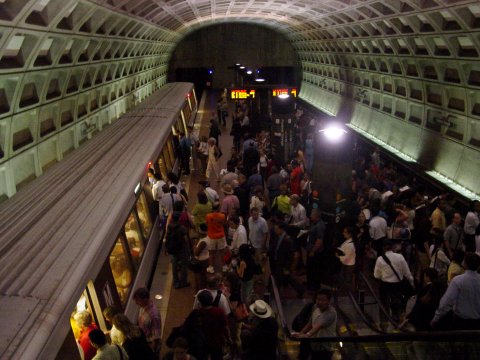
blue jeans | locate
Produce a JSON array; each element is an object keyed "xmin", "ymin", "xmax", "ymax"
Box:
[{"xmin": 170, "ymin": 253, "xmax": 188, "ymax": 286}]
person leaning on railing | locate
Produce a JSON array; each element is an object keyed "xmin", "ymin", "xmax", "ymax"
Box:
[{"xmin": 292, "ymin": 289, "xmax": 337, "ymax": 360}]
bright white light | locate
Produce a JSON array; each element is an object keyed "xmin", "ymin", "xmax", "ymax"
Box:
[
  {"xmin": 321, "ymin": 126, "xmax": 347, "ymax": 141},
  {"xmin": 339, "ymin": 342, "xmax": 343, "ymax": 348},
  {"xmin": 278, "ymin": 94, "xmax": 290, "ymax": 99},
  {"xmin": 235, "ymin": 63, "xmax": 240, "ymax": 66},
  {"xmin": 246, "ymin": 70, "xmax": 253, "ymax": 75},
  {"xmin": 155, "ymin": 294, "xmax": 163, "ymax": 300},
  {"xmin": 134, "ymin": 182, "xmax": 141, "ymax": 195},
  {"xmin": 255, "ymin": 78, "xmax": 265, "ymax": 82},
  {"xmin": 239, "ymin": 66, "xmax": 245, "ymax": 69}
]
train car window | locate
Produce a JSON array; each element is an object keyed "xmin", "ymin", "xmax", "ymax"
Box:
[
  {"xmin": 158, "ymin": 151, "xmax": 168, "ymax": 180},
  {"xmin": 124, "ymin": 212, "xmax": 145, "ymax": 269},
  {"xmin": 181, "ymin": 111, "xmax": 188, "ymax": 134},
  {"xmin": 136, "ymin": 191, "xmax": 153, "ymax": 239},
  {"xmin": 167, "ymin": 136, "xmax": 176, "ymax": 168},
  {"xmin": 183, "ymin": 103, "xmax": 191, "ymax": 128},
  {"xmin": 162, "ymin": 145, "xmax": 172, "ymax": 172},
  {"xmin": 176, "ymin": 115, "xmax": 183, "ymax": 134},
  {"xmin": 109, "ymin": 236, "xmax": 134, "ymax": 304}
]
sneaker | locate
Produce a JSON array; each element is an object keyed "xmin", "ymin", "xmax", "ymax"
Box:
[{"xmin": 206, "ymin": 266, "xmax": 215, "ymax": 274}]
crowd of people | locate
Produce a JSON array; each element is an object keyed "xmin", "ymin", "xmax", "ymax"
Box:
[
  {"xmin": 73, "ymin": 288, "xmax": 161, "ymax": 360},
  {"xmin": 113, "ymin": 93, "xmax": 480, "ymax": 359}
]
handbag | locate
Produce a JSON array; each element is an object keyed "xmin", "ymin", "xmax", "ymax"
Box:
[{"xmin": 381, "ymin": 254, "xmax": 415, "ymax": 298}]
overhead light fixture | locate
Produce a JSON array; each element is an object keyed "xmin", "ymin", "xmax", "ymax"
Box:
[
  {"xmin": 155, "ymin": 294, "xmax": 163, "ymax": 300},
  {"xmin": 239, "ymin": 66, "xmax": 245, "ymax": 69},
  {"xmin": 246, "ymin": 70, "xmax": 253, "ymax": 75},
  {"xmin": 278, "ymin": 94, "xmax": 290, "ymax": 99},
  {"xmin": 255, "ymin": 78, "xmax": 265, "ymax": 82},
  {"xmin": 235, "ymin": 63, "xmax": 240, "ymax": 66},
  {"xmin": 319, "ymin": 124, "xmax": 347, "ymax": 142}
]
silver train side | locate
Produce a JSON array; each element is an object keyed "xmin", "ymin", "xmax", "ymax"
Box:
[{"xmin": 0, "ymin": 82, "xmax": 197, "ymax": 359}]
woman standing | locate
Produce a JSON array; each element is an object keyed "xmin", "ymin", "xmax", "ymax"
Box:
[
  {"xmin": 111, "ymin": 314, "xmax": 156, "ymax": 360},
  {"xmin": 236, "ymin": 244, "xmax": 256, "ymax": 303},
  {"xmin": 205, "ymin": 138, "xmax": 220, "ymax": 181}
]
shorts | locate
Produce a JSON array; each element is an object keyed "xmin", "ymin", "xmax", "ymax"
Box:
[{"xmin": 207, "ymin": 236, "xmax": 227, "ymax": 251}]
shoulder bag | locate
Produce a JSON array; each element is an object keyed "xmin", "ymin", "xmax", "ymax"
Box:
[{"xmin": 381, "ymin": 254, "xmax": 415, "ymax": 299}]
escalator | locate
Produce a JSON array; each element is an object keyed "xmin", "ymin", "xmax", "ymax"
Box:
[{"xmin": 268, "ymin": 273, "xmax": 480, "ymax": 360}]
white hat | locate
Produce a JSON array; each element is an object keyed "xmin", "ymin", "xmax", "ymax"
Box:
[{"xmin": 249, "ymin": 300, "xmax": 273, "ymax": 318}]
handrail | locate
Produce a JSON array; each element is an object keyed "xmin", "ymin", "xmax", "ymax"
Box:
[
  {"xmin": 356, "ymin": 272, "xmax": 401, "ymax": 329},
  {"xmin": 289, "ymin": 330, "xmax": 480, "ymax": 343},
  {"xmin": 269, "ymin": 273, "xmax": 480, "ymax": 346},
  {"xmin": 270, "ymin": 275, "xmax": 291, "ymax": 338}
]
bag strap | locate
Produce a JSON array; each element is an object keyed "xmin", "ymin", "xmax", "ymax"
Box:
[
  {"xmin": 115, "ymin": 345, "xmax": 123, "ymax": 360},
  {"xmin": 212, "ymin": 290, "xmax": 222, "ymax": 307},
  {"xmin": 453, "ymin": 226, "xmax": 462, "ymax": 253},
  {"xmin": 381, "ymin": 254, "xmax": 402, "ymax": 282}
]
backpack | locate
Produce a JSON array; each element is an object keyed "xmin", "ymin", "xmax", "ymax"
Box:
[{"xmin": 165, "ymin": 223, "xmax": 185, "ymax": 255}]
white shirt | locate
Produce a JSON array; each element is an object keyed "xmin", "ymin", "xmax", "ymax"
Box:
[
  {"xmin": 374, "ymin": 250, "xmax": 414, "ymax": 285},
  {"xmin": 369, "ymin": 216, "xmax": 388, "ymax": 240},
  {"xmin": 231, "ymin": 224, "xmax": 247, "ymax": 251},
  {"xmin": 198, "ymin": 141, "xmax": 208, "ymax": 155},
  {"xmin": 205, "ymin": 187, "xmax": 219, "ymax": 205},
  {"xmin": 338, "ymin": 239, "xmax": 356, "ymax": 266},
  {"xmin": 464, "ymin": 211, "xmax": 480, "ymax": 235},
  {"xmin": 290, "ymin": 203, "xmax": 308, "ymax": 227},
  {"xmin": 248, "ymin": 216, "xmax": 269, "ymax": 249},
  {"xmin": 152, "ymin": 180, "xmax": 166, "ymax": 201},
  {"xmin": 429, "ymin": 245, "xmax": 451, "ymax": 275},
  {"xmin": 160, "ymin": 193, "xmax": 181, "ymax": 215}
]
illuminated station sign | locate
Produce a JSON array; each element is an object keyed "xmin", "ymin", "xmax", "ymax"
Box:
[
  {"xmin": 272, "ymin": 88, "xmax": 297, "ymax": 97},
  {"xmin": 230, "ymin": 89, "xmax": 256, "ymax": 99}
]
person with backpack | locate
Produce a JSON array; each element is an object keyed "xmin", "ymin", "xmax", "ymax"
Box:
[
  {"xmin": 193, "ymin": 274, "xmax": 231, "ymax": 316},
  {"xmin": 165, "ymin": 212, "xmax": 190, "ymax": 289}
]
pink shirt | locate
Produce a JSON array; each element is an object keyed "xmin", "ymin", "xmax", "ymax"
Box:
[{"xmin": 220, "ymin": 194, "xmax": 240, "ymax": 215}]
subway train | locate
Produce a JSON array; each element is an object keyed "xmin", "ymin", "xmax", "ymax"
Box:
[{"xmin": 0, "ymin": 82, "xmax": 197, "ymax": 359}]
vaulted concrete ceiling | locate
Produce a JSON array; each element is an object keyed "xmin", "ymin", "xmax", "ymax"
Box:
[{"xmin": 0, "ymin": 0, "xmax": 479, "ymax": 199}]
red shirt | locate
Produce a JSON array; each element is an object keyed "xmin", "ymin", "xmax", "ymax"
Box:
[
  {"xmin": 206, "ymin": 212, "xmax": 226, "ymax": 239},
  {"xmin": 290, "ymin": 166, "xmax": 303, "ymax": 195},
  {"xmin": 78, "ymin": 324, "xmax": 98, "ymax": 360}
]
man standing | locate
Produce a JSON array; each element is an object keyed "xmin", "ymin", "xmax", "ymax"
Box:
[
  {"xmin": 89, "ymin": 329, "xmax": 129, "ymax": 360},
  {"xmin": 266, "ymin": 166, "xmax": 284, "ymax": 202},
  {"xmin": 464, "ymin": 200, "xmax": 480, "ymax": 252},
  {"xmin": 220, "ymin": 184, "xmax": 240, "ymax": 217},
  {"xmin": 220, "ymin": 160, "xmax": 238, "ymax": 187},
  {"xmin": 306, "ymin": 209, "xmax": 328, "ymax": 289},
  {"xmin": 179, "ymin": 132, "xmax": 191, "ymax": 175},
  {"xmin": 289, "ymin": 194, "xmax": 308, "ymax": 228},
  {"xmin": 206, "ymin": 204, "xmax": 227, "ymax": 273},
  {"xmin": 294, "ymin": 289, "xmax": 337, "ymax": 360},
  {"xmin": 444, "ymin": 212, "xmax": 464, "ymax": 259},
  {"xmin": 198, "ymin": 180, "xmax": 219, "ymax": 207},
  {"xmin": 248, "ymin": 207, "xmax": 269, "ymax": 265},
  {"xmin": 196, "ymin": 290, "xmax": 230, "ymax": 360},
  {"xmin": 133, "ymin": 288, "xmax": 162, "ymax": 355},
  {"xmin": 431, "ymin": 252, "xmax": 480, "ymax": 330},
  {"xmin": 269, "ymin": 222, "xmax": 303, "ymax": 297},
  {"xmin": 369, "ymin": 211, "xmax": 388, "ymax": 255},
  {"xmin": 165, "ymin": 213, "xmax": 190, "ymax": 288},
  {"xmin": 193, "ymin": 274, "xmax": 231, "ymax": 316},
  {"xmin": 244, "ymin": 300, "xmax": 279, "ymax": 360},
  {"xmin": 374, "ymin": 240, "xmax": 414, "ymax": 328}
]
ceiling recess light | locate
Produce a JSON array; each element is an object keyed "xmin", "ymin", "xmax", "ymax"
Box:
[
  {"xmin": 155, "ymin": 294, "xmax": 163, "ymax": 300},
  {"xmin": 255, "ymin": 78, "xmax": 265, "ymax": 82},
  {"xmin": 239, "ymin": 66, "xmax": 245, "ymax": 69},
  {"xmin": 235, "ymin": 63, "xmax": 240, "ymax": 66},
  {"xmin": 278, "ymin": 94, "xmax": 290, "ymax": 99},
  {"xmin": 246, "ymin": 70, "xmax": 253, "ymax": 75}
]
